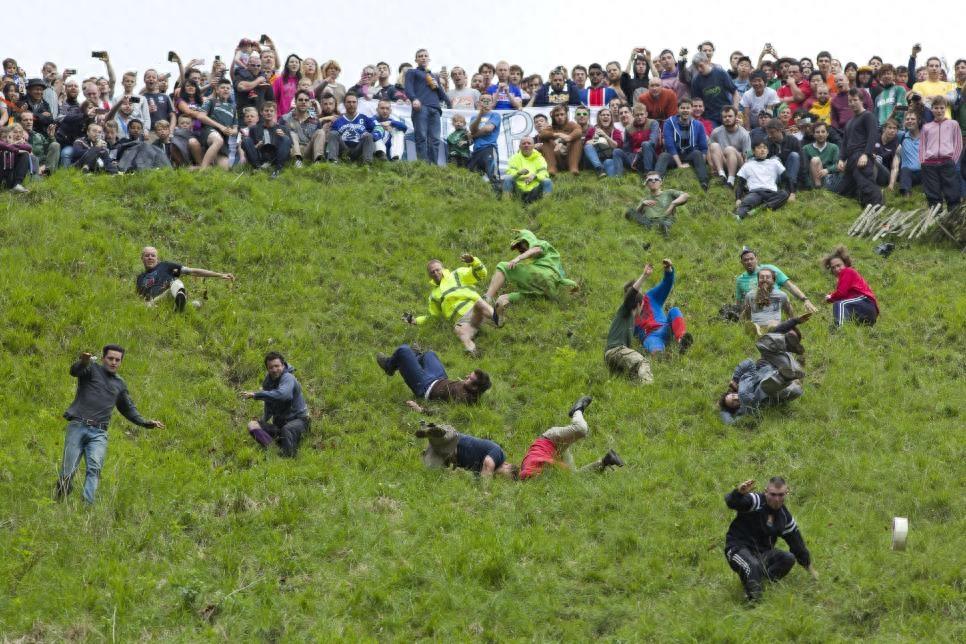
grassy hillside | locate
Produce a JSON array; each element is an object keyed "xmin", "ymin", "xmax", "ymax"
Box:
[{"xmin": 0, "ymin": 163, "xmax": 963, "ymax": 642}]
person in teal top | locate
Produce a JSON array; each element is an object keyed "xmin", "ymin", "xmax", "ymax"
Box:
[
  {"xmin": 734, "ymin": 247, "xmax": 816, "ymax": 313},
  {"xmin": 483, "ymin": 229, "xmax": 579, "ymax": 323}
]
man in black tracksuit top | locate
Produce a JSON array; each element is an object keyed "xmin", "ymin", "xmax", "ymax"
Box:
[
  {"xmin": 724, "ymin": 477, "xmax": 818, "ymax": 601},
  {"xmin": 835, "ymin": 89, "xmax": 883, "ymax": 206}
]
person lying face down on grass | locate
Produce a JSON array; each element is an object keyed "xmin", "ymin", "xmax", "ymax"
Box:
[
  {"xmin": 415, "ymin": 421, "xmax": 517, "ymax": 478},
  {"xmin": 632, "ymin": 258, "xmax": 694, "ymax": 356},
  {"xmin": 518, "ymin": 395, "xmax": 624, "ymax": 480},
  {"xmin": 403, "ymin": 254, "xmax": 500, "ymax": 355},
  {"xmin": 719, "ymin": 314, "xmax": 811, "ymax": 424},
  {"xmin": 724, "ymin": 476, "xmax": 818, "ymax": 602},
  {"xmin": 136, "ymin": 246, "xmax": 235, "ymax": 312},
  {"xmin": 375, "ymin": 343, "xmax": 491, "ymax": 413},
  {"xmin": 482, "ymin": 229, "xmax": 578, "ymax": 325}
]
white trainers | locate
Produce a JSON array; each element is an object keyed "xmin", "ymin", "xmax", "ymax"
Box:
[{"xmin": 11, "ymin": 184, "xmax": 29, "ymax": 193}]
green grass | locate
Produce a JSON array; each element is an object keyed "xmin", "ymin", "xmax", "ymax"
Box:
[{"xmin": 0, "ymin": 163, "xmax": 963, "ymax": 641}]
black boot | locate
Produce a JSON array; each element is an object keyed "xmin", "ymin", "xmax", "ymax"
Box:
[
  {"xmin": 375, "ymin": 353, "xmax": 395, "ymax": 376},
  {"xmin": 568, "ymin": 395, "xmax": 592, "ymax": 417},
  {"xmin": 601, "ymin": 449, "xmax": 624, "ymax": 467}
]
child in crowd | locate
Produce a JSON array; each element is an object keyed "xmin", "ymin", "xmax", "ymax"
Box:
[
  {"xmin": 446, "ymin": 114, "xmax": 470, "ymax": 167},
  {"xmin": 734, "ymin": 140, "xmax": 789, "ymax": 219},
  {"xmin": 0, "ymin": 124, "xmax": 31, "ymax": 192},
  {"xmin": 235, "ymin": 107, "xmax": 259, "ymax": 166}
]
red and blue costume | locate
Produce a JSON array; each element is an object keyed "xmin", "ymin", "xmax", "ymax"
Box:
[{"xmin": 634, "ymin": 267, "xmax": 688, "ymax": 353}]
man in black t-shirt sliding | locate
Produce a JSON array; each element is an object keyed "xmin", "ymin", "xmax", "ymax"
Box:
[{"xmin": 136, "ymin": 246, "xmax": 235, "ymax": 312}]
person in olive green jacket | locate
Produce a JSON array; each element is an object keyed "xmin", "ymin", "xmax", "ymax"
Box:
[
  {"xmin": 404, "ymin": 254, "xmax": 500, "ymax": 354},
  {"xmin": 483, "ymin": 229, "xmax": 578, "ymax": 324},
  {"xmin": 501, "ymin": 136, "xmax": 552, "ymax": 203}
]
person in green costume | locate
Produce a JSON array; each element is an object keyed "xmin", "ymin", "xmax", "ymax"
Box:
[{"xmin": 483, "ymin": 229, "xmax": 578, "ymax": 323}]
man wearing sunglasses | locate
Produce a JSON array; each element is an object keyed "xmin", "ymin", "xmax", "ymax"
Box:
[{"xmin": 724, "ymin": 477, "xmax": 819, "ymax": 602}]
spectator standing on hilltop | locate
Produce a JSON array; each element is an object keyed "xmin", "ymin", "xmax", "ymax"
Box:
[
  {"xmin": 136, "ymin": 246, "xmax": 235, "ymax": 312},
  {"xmin": 919, "ymin": 95, "xmax": 963, "ymax": 209},
  {"xmin": 242, "ymin": 352, "xmax": 310, "ymax": 458},
  {"xmin": 690, "ymin": 52, "xmax": 738, "ymax": 128},
  {"xmin": 56, "ymin": 346, "xmax": 164, "ymax": 504},
  {"xmin": 405, "ymin": 49, "xmax": 450, "ymax": 165}
]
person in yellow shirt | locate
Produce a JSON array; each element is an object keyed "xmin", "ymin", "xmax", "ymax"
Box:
[
  {"xmin": 404, "ymin": 254, "xmax": 500, "ymax": 354},
  {"xmin": 502, "ymin": 135, "xmax": 553, "ymax": 203},
  {"xmin": 910, "ymin": 56, "xmax": 957, "ymax": 119}
]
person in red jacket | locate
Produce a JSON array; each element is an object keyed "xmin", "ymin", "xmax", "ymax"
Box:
[{"xmin": 822, "ymin": 245, "xmax": 878, "ymax": 327}]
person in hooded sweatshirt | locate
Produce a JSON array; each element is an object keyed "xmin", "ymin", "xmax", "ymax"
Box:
[
  {"xmin": 242, "ymin": 351, "xmax": 310, "ymax": 457},
  {"xmin": 482, "ymin": 229, "xmax": 579, "ymax": 323}
]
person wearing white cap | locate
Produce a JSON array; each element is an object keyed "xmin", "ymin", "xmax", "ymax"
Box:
[{"xmin": 724, "ymin": 476, "xmax": 818, "ymax": 602}]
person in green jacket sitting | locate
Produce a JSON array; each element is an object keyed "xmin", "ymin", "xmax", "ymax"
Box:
[
  {"xmin": 483, "ymin": 229, "xmax": 578, "ymax": 324},
  {"xmin": 404, "ymin": 253, "xmax": 500, "ymax": 354},
  {"xmin": 501, "ymin": 136, "xmax": 552, "ymax": 203}
]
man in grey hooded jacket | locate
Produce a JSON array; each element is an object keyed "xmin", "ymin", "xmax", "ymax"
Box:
[{"xmin": 242, "ymin": 351, "xmax": 310, "ymax": 457}]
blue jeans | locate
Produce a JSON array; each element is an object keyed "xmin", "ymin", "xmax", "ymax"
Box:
[
  {"xmin": 618, "ymin": 142, "xmax": 656, "ymax": 174},
  {"xmin": 58, "ymin": 421, "xmax": 108, "ymax": 503},
  {"xmin": 412, "ymin": 105, "xmax": 442, "ymax": 165},
  {"xmin": 583, "ymin": 144, "xmax": 623, "ymax": 177},
  {"xmin": 784, "ymin": 152, "xmax": 801, "ymax": 192},
  {"xmin": 59, "ymin": 144, "xmax": 75, "ymax": 168},
  {"xmin": 389, "ymin": 345, "xmax": 447, "ymax": 398},
  {"xmin": 502, "ymin": 177, "xmax": 553, "ymax": 202}
]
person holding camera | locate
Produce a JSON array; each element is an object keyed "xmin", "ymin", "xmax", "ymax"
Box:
[
  {"xmin": 404, "ymin": 49, "xmax": 450, "ymax": 165},
  {"xmin": 56, "ymin": 346, "xmax": 164, "ymax": 504},
  {"xmin": 233, "ymin": 52, "xmax": 275, "ymax": 121}
]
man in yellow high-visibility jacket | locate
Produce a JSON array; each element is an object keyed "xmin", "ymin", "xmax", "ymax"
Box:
[{"xmin": 404, "ymin": 253, "xmax": 500, "ymax": 354}]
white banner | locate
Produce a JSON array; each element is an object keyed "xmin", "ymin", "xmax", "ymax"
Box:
[{"xmin": 358, "ymin": 100, "xmax": 604, "ymax": 171}]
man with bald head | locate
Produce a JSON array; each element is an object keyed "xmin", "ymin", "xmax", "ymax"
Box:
[
  {"xmin": 829, "ymin": 73, "xmax": 871, "ymax": 132},
  {"xmin": 136, "ymin": 247, "xmax": 235, "ymax": 312}
]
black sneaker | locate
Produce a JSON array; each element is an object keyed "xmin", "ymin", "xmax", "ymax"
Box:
[
  {"xmin": 602, "ymin": 449, "xmax": 624, "ymax": 467},
  {"xmin": 375, "ymin": 353, "xmax": 395, "ymax": 376},
  {"xmin": 174, "ymin": 290, "xmax": 187, "ymax": 312},
  {"xmin": 745, "ymin": 579, "xmax": 763, "ymax": 602},
  {"xmin": 678, "ymin": 332, "xmax": 694, "ymax": 354},
  {"xmin": 568, "ymin": 395, "xmax": 592, "ymax": 417}
]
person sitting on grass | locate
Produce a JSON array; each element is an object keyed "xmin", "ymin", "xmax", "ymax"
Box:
[
  {"xmin": 136, "ymin": 246, "xmax": 235, "ymax": 312},
  {"xmin": 719, "ymin": 315, "xmax": 810, "ymax": 424},
  {"xmin": 242, "ymin": 101, "xmax": 292, "ymax": 178},
  {"xmin": 822, "ymin": 245, "xmax": 879, "ymax": 328},
  {"xmin": 375, "ymin": 344, "xmax": 491, "ymax": 411},
  {"xmin": 482, "ymin": 229, "xmax": 578, "ymax": 324},
  {"xmin": 624, "ymin": 172, "xmax": 690, "ymax": 237},
  {"xmin": 733, "ymin": 247, "xmax": 816, "ymax": 314},
  {"xmin": 519, "ymin": 396, "xmax": 624, "ymax": 480},
  {"xmin": 734, "ymin": 139, "xmax": 789, "ymax": 219},
  {"xmin": 604, "ymin": 262, "xmax": 656, "ymax": 384},
  {"xmin": 415, "ymin": 421, "xmax": 516, "ymax": 478},
  {"xmin": 724, "ymin": 476, "xmax": 818, "ymax": 602},
  {"xmin": 72, "ymin": 122, "xmax": 118, "ymax": 174},
  {"xmin": 633, "ymin": 258, "xmax": 694, "ymax": 357},
  {"xmin": 803, "ymin": 121, "xmax": 841, "ymax": 190},
  {"xmin": 241, "ymin": 351, "xmax": 310, "ymax": 458},
  {"xmin": 740, "ymin": 268, "xmax": 795, "ymax": 336},
  {"xmin": 404, "ymin": 254, "xmax": 500, "ymax": 355},
  {"xmin": 502, "ymin": 136, "xmax": 552, "ymax": 203},
  {"xmin": 0, "ymin": 124, "xmax": 31, "ymax": 193}
]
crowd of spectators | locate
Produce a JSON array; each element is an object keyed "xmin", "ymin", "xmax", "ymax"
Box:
[{"xmin": 2, "ymin": 40, "xmax": 963, "ymax": 210}]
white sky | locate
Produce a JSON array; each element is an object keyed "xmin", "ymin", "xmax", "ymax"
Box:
[{"xmin": 7, "ymin": 0, "xmax": 964, "ymax": 86}]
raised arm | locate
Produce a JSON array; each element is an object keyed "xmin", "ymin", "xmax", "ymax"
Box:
[{"xmin": 182, "ymin": 266, "xmax": 235, "ymax": 280}]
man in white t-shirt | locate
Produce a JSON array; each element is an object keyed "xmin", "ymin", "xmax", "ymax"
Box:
[
  {"xmin": 446, "ymin": 67, "xmax": 480, "ymax": 110},
  {"xmin": 734, "ymin": 139, "xmax": 788, "ymax": 219},
  {"xmin": 741, "ymin": 71, "xmax": 780, "ymax": 130}
]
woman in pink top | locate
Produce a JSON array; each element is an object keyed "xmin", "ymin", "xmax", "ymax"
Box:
[
  {"xmin": 822, "ymin": 245, "xmax": 879, "ymax": 327},
  {"xmin": 272, "ymin": 54, "xmax": 302, "ymax": 117}
]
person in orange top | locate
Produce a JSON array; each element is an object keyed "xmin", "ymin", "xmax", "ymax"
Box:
[
  {"xmin": 638, "ymin": 77, "xmax": 679, "ymax": 121},
  {"xmin": 537, "ymin": 104, "xmax": 583, "ymax": 175}
]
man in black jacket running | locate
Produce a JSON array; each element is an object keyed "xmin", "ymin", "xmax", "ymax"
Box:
[{"xmin": 724, "ymin": 476, "xmax": 819, "ymax": 601}]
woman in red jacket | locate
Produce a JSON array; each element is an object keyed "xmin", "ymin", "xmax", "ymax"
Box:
[{"xmin": 822, "ymin": 245, "xmax": 879, "ymax": 327}]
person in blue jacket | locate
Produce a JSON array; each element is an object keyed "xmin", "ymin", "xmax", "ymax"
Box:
[
  {"xmin": 655, "ymin": 98, "xmax": 710, "ymax": 190},
  {"xmin": 404, "ymin": 48, "xmax": 451, "ymax": 164},
  {"xmin": 633, "ymin": 258, "xmax": 694, "ymax": 355}
]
